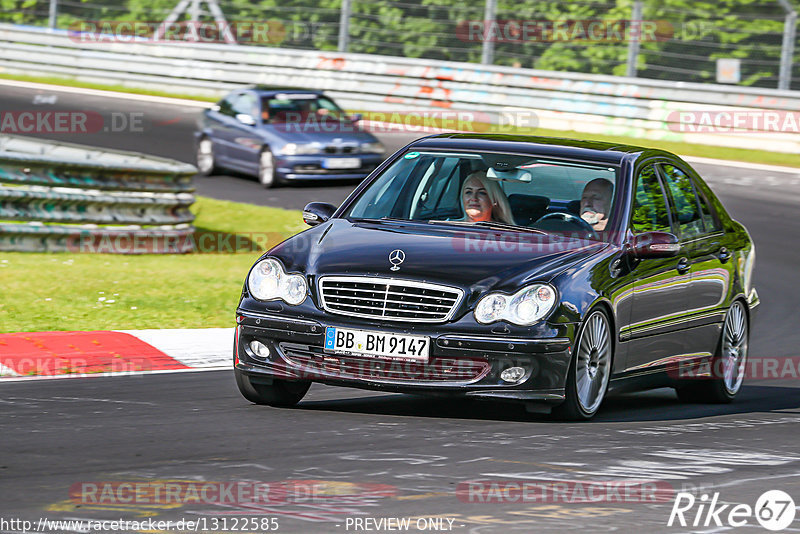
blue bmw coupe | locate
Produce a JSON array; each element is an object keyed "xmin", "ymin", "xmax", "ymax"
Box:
[{"xmin": 195, "ymin": 88, "xmax": 385, "ymax": 188}]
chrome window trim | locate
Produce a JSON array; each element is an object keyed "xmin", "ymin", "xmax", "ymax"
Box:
[{"xmin": 318, "ymin": 275, "xmax": 465, "ymax": 323}]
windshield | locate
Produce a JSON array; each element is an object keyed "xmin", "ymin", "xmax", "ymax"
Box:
[
  {"xmin": 263, "ymin": 94, "xmax": 348, "ymax": 123},
  {"xmin": 343, "ymin": 150, "xmax": 619, "ymax": 241}
]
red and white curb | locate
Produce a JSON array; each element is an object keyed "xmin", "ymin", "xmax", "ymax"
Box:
[{"xmin": 0, "ymin": 328, "xmax": 233, "ymax": 381}]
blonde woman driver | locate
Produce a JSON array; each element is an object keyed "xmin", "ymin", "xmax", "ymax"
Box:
[{"xmin": 460, "ymin": 171, "xmax": 515, "ymax": 225}]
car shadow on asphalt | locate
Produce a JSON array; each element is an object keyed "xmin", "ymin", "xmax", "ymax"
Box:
[{"xmin": 294, "ymin": 385, "xmax": 800, "ymax": 424}]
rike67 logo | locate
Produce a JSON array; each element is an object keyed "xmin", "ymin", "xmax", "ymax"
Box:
[{"xmin": 668, "ymin": 490, "xmax": 796, "ymax": 531}]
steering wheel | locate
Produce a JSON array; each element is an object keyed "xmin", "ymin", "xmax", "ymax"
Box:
[{"xmin": 533, "ymin": 212, "xmax": 598, "ymax": 239}]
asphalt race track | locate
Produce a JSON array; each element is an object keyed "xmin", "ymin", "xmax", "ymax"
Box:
[{"xmin": 2, "ymin": 83, "xmax": 800, "ymax": 532}]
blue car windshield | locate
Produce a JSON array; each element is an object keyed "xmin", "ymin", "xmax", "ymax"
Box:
[
  {"xmin": 263, "ymin": 94, "xmax": 348, "ymax": 123},
  {"xmin": 343, "ymin": 151, "xmax": 620, "ymax": 241}
]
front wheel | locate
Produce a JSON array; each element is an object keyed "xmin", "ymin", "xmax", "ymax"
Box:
[
  {"xmin": 235, "ymin": 369, "xmax": 310, "ymax": 407},
  {"xmin": 258, "ymin": 148, "xmax": 278, "ymax": 188},
  {"xmin": 554, "ymin": 309, "xmax": 612, "ymax": 420},
  {"xmin": 675, "ymin": 301, "xmax": 748, "ymax": 403}
]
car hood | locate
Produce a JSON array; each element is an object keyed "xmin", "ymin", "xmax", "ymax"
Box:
[
  {"xmin": 260, "ymin": 122, "xmax": 377, "ymax": 145},
  {"xmin": 269, "ymin": 219, "xmax": 607, "ymax": 294}
]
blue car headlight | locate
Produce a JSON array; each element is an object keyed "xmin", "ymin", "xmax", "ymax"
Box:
[
  {"xmin": 247, "ymin": 258, "xmax": 308, "ymax": 305},
  {"xmin": 281, "ymin": 143, "xmax": 321, "ymax": 155},
  {"xmin": 474, "ymin": 284, "xmax": 556, "ymax": 326}
]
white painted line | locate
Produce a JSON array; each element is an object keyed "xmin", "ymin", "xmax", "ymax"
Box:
[
  {"xmin": 0, "ymin": 365, "xmax": 230, "ymax": 383},
  {"xmin": 682, "ymin": 155, "xmax": 800, "ymax": 175},
  {"xmin": 0, "ymin": 363, "xmax": 20, "ymax": 377},
  {"xmin": 0, "ymin": 78, "xmax": 213, "ymax": 108},
  {"xmin": 116, "ymin": 327, "xmax": 234, "ymax": 368}
]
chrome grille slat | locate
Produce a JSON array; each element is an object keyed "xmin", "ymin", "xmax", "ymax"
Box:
[{"xmin": 319, "ymin": 276, "xmax": 463, "ymax": 323}]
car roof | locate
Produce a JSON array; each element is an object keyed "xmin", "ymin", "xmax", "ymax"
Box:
[
  {"xmin": 246, "ymin": 87, "xmax": 325, "ymax": 98},
  {"xmin": 409, "ymin": 133, "xmax": 679, "ymax": 165}
]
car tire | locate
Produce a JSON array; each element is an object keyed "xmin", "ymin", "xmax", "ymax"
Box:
[
  {"xmin": 235, "ymin": 369, "xmax": 310, "ymax": 407},
  {"xmin": 675, "ymin": 300, "xmax": 748, "ymax": 404},
  {"xmin": 196, "ymin": 137, "xmax": 218, "ymax": 176},
  {"xmin": 553, "ymin": 308, "xmax": 613, "ymax": 420},
  {"xmin": 258, "ymin": 147, "xmax": 278, "ymax": 188}
]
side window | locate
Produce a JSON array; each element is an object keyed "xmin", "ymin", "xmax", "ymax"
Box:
[
  {"xmin": 231, "ymin": 93, "xmax": 258, "ymax": 118},
  {"xmin": 217, "ymin": 96, "xmax": 236, "ymax": 117},
  {"xmin": 631, "ymin": 165, "xmax": 671, "ymax": 233},
  {"xmin": 696, "ymin": 188, "xmax": 722, "ymax": 233},
  {"xmin": 660, "ymin": 164, "xmax": 704, "ymax": 239}
]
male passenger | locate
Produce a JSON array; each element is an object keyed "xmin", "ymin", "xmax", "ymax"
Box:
[{"xmin": 580, "ymin": 178, "xmax": 614, "ymax": 231}]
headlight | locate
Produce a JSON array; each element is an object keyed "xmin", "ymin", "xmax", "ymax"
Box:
[
  {"xmin": 281, "ymin": 142, "xmax": 320, "ymax": 155},
  {"xmin": 360, "ymin": 142, "xmax": 385, "ymax": 154},
  {"xmin": 474, "ymin": 284, "xmax": 556, "ymax": 326},
  {"xmin": 247, "ymin": 258, "xmax": 308, "ymax": 305}
]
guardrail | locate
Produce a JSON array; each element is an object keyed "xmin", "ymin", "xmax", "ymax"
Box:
[
  {"xmin": 0, "ymin": 134, "xmax": 197, "ymax": 253},
  {"xmin": 0, "ymin": 24, "xmax": 799, "ymax": 153}
]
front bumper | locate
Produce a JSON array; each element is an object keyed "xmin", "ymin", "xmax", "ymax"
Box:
[
  {"xmin": 275, "ymin": 154, "xmax": 384, "ymax": 181},
  {"xmin": 234, "ymin": 309, "xmax": 574, "ymax": 404}
]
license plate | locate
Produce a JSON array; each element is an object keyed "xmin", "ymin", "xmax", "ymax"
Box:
[
  {"xmin": 325, "ymin": 327, "xmax": 429, "ymax": 362},
  {"xmin": 323, "ymin": 158, "xmax": 361, "ymax": 169}
]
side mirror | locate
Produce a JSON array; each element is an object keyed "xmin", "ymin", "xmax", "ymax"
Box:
[
  {"xmin": 350, "ymin": 113, "xmax": 363, "ymax": 123},
  {"xmin": 303, "ymin": 202, "xmax": 336, "ymax": 226},
  {"xmin": 235, "ymin": 113, "xmax": 256, "ymax": 126},
  {"xmin": 632, "ymin": 231, "xmax": 680, "ymax": 259}
]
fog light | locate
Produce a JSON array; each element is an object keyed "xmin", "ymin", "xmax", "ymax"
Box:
[
  {"xmin": 248, "ymin": 340, "xmax": 271, "ymax": 359},
  {"xmin": 500, "ymin": 366, "xmax": 526, "ymax": 383}
]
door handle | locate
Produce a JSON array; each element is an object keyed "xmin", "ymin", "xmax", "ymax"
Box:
[
  {"xmin": 676, "ymin": 257, "xmax": 690, "ymax": 274},
  {"xmin": 718, "ymin": 247, "xmax": 731, "ymax": 263}
]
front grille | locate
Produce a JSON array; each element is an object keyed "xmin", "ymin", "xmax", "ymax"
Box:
[
  {"xmin": 323, "ymin": 144, "xmax": 358, "ymax": 154},
  {"xmin": 319, "ymin": 276, "xmax": 463, "ymax": 323},
  {"xmin": 279, "ymin": 342, "xmax": 490, "ymax": 384}
]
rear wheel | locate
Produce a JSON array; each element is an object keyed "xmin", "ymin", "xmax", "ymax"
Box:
[
  {"xmin": 554, "ymin": 309, "xmax": 612, "ymax": 420},
  {"xmin": 676, "ymin": 301, "xmax": 748, "ymax": 403},
  {"xmin": 196, "ymin": 137, "xmax": 218, "ymax": 176},
  {"xmin": 235, "ymin": 369, "xmax": 310, "ymax": 407}
]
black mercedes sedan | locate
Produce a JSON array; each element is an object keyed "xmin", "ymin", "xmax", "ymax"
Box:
[{"xmin": 233, "ymin": 134, "xmax": 759, "ymax": 419}]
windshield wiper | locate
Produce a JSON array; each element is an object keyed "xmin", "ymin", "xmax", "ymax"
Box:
[{"xmin": 428, "ymin": 220, "xmax": 547, "ymax": 235}]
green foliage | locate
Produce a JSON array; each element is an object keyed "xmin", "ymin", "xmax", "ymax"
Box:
[{"xmin": 0, "ymin": 0, "xmax": 795, "ymax": 86}]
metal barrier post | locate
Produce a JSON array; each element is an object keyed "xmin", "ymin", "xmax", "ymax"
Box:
[
  {"xmin": 777, "ymin": 0, "xmax": 797, "ymax": 91},
  {"xmin": 48, "ymin": 0, "xmax": 58, "ymax": 30},
  {"xmin": 338, "ymin": 0, "xmax": 351, "ymax": 53},
  {"xmin": 481, "ymin": 0, "xmax": 496, "ymax": 65},
  {"xmin": 626, "ymin": 1, "xmax": 643, "ymax": 78}
]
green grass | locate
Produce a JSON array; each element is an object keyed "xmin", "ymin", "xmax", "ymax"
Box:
[
  {"xmin": 5, "ymin": 72, "xmax": 798, "ymax": 168},
  {"xmin": 0, "ymin": 72, "xmax": 217, "ymax": 102},
  {"xmin": 0, "ymin": 196, "xmax": 305, "ymax": 333}
]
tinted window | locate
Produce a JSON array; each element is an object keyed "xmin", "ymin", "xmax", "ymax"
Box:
[
  {"xmin": 344, "ymin": 151, "xmax": 619, "ymax": 242},
  {"xmin": 232, "ymin": 93, "xmax": 258, "ymax": 118},
  {"xmin": 264, "ymin": 94, "xmax": 347, "ymax": 122},
  {"xmin": 660, "ymin": 164, "xmax": 704, "ymax": 239},
  {"xmin": 217, "ymin": 96, "xmax": 235, "ymax": 117},
  {"xmin": 696, "ymin": 188, "xmax": 722, "ymax": 233},
  {"xmin": 631, "ymin": 165, "xmax": 671, "ymax": 233}
]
